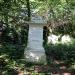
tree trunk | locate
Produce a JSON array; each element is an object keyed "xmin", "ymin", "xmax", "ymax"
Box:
[{"xmin": 26, "ymin": 0, "xmax": 31, "ymax": 21}]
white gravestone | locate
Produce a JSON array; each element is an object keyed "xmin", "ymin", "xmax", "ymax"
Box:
[{"xmin": 24, "ymin": 24, "xmax": 46, "ymax": 64}]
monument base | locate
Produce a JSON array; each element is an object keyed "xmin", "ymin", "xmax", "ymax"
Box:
[{"xmin": 24, "ymin": 49, "xmax": 46, "ymax": 64}]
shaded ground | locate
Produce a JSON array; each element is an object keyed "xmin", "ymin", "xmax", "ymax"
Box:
[{"xmin": 22, "ymin": 60, "xmax": 75, "ymax": 75}]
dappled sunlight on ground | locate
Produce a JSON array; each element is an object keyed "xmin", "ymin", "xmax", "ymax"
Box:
[
  {"xmin": 48, "ymin": 34, "xmax": 73, "ymax": 45},
  {"xmin": 48, "ymin": 34, "xmax": 59, "ymax": 44},
  {"xmin": 61, "ymin": 35, "xmax": 72, "ymax": 44}
]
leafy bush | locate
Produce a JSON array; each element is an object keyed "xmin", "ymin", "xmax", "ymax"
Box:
[
  {"xmin": 0, "ymin": 44, "xmax": 25, "ymax": 59},
  {"xmin": 1, "ymin": 22, "xmax": 29, "ymax": 45},
  {"xmin": 0, "ymin": 21, "xmax": 29, "ymax": 74},
  {"xmin": 53, "ymin": 22, "xmax": 74, "ymax": 35},
  {"xmin": 2, "ymin": 27, "xmax": 18, "ymax": 43},
  {"xmin": 45, "ymin": 43, "xmax": 75, "ymax": 65},
  {"xmin": 0, "ymin": 54, "xmax": 25, "ymax": 75}
]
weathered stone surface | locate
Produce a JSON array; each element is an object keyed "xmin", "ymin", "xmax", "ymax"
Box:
[{"xmin": 24, "ymin": 24, "xmax": 46, "ymax": 64}]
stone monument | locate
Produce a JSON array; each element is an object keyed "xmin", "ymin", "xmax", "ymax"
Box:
[{"xmin": 24, "ymin": 15, "xmax": 47, "ymax": 64}]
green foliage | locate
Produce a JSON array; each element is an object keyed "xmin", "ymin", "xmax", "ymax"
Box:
[
  {"xmin": 42, "ymin": 0, "xmax": 75, "ymax": 68},
  {"xmin": 0, "ymin": 0, "xmax": 30, "ymax": 25},
  {"xmin": 0, "ymin": 0, "xmax": 29, "ymax": 74},
  {"xmin": 53, "ymin": 22, "xmax": 73, "ymax": 35},
  {"xmin": 1, "ymin": 22, "xmax": 29, "ymax": 44},
  {"xmin": 0, "ymin": 0, "xmax": 75, "ymax": 74},
  {"xmin": 0, "ymin": 44, "xmax": 25, "ymax": 59},
  {"xmin": 1, "ymin": 27, "xmax": 18, "ymax": 43},
  {"xmin": 20, "ymin": 24, "xmax": 29, "ymax": 45},
  {"xmin": 0, "ymin": 54, "xmax": 25, "ymax": 75},
  {"xmin": 45, "ymin": 43, "xmax": 75, "ymax": 66}
]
